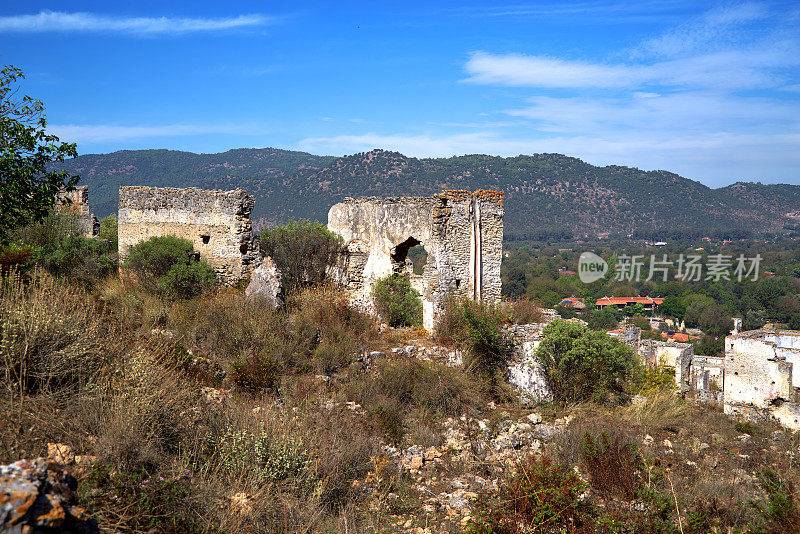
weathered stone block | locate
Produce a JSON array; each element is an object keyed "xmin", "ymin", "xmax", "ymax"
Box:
[{"xmin": 245, "ymin": 256, "xmax": 283, "ymax": 307}]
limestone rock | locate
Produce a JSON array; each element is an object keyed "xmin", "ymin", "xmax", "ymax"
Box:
[
  {"xmin": 526, "ymin": 412, "xmax": 542, "ymax": 425},
  {"xmin": 245, "ymin": 256, "xmax": 283, "ymax": 307},
  {"xmin": 0, "ymin": 458, "xmax": 97, "ymax": 533},
  {"xmin": 47, "ymin": 443, "xmax": 75, "ymax": 465}
]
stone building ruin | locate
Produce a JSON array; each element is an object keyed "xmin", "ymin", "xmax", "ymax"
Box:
[
  {"xmin": 723, "ymin": 327, "xmax": 800, "ymax": 428},
  {"xmin": 327, "ymin": 190, "xmax": 504, "ymax": 330},
  {"xmin": 118, "ymin": 186, "xmax": 261, "ymax": 285},
  {"xmin": 56, "ymin": 185, "xmax": 98, "ymax": 237}
]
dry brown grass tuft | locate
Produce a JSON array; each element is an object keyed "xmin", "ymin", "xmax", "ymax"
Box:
[
  {"xmin": 621, "ymin": 388, "xmax": 694, "ymax": 429},
  {"xmin": 1, "ymin": 269, "xmax": 114, "ymax": 397}
]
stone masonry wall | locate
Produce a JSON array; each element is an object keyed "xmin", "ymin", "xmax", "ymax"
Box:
[
  {"xmin": 328, "ymin": 190, "xmax": 504, "ymax": 331},
  {"xmin": 56, "ymin": 185, "xmax": 98, "ymax": 237},
  {"xmin": 118, "ymin": 186, "xmax": 260, "ymax": 285}
]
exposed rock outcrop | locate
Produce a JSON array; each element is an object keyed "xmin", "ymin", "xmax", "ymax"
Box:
[
  {"xmin": 245, "ymin": 256, "xmax": 283, "ymax": 307},
  {"xmin": 0, "ymin": 458, "xmax": 97, "ymax": 533}
]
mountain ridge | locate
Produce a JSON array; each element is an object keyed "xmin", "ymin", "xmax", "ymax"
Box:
[{"xmin": 51, "ymin": 147, "xmax": 800, "ymax": 238}]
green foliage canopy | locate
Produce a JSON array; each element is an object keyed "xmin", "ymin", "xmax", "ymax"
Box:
[
  {"xmin": 259, "ymin": 220, "xmax": 342, "ymax": 294},
  {"xmin": 372, "ymin": 273, "xmax": 423, "ymax": 327},
  {"xmin": 0, "ymin": 65, "xmax": 79, "ymax": 244},
  {"xmin": 123, "ymin": 235, "xmax": 214, "ymax": 298},
  {"xmin": 535, "ymin": 320, "xmax": 640, "ymax": 404}
]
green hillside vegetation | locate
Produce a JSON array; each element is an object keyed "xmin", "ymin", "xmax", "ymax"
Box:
[{"xmin": 52, "ymin": 148, "xmax": 800, "ymax": 238}]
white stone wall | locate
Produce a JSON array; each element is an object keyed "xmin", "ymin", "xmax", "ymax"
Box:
[
  {"xmin": 724, "ymin": 333, "xmax": 794, "ymax": 408},
  {"xmin": 327, "ymin": 191, "xmax": 504, "ymax": 331}
]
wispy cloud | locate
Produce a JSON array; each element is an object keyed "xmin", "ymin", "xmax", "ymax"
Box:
[
  {"xmin": 464, "ymin": 44, "xmax": 799, "ymax": 90},
  {"xmin": 49, "ymin": 123, "xmax": 269, "ymax": 143},
  {"xmin": 637, "ymin": 2, "xmax": 768, "ymax": 57},
  {"xmin": 0, "ymin": 11, "xmax": 276, "ymax": 35},
  {"xmin": 464, "ymin": 52, "xmax": 643, "ymax": 88}
]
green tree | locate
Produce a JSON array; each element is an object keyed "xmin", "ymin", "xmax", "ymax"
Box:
[
  {"xmin": 0, "ymin": 65, "xmax": 79, "ymax": 243},
  {"xmin": 659, "ymin": 295, "xmax": 686, "ymax": 320},
  {"xmin": 535, "ymin": 320, "xmax": 639, "ymax": 404},
  {"xmin": 587, "ymin": 308, "xmax": 620, "ymax": 331},
  {"xmin": 372, "ymin": 273, "xmax": 423, "ymax": 327},
  {"xmin": 98, "ymin": 214, "xmax": 118, "ymax": 250},
  {"xmin": 259, "ymin": 220, "xmax": 342, "ymax": 294},
  {"xmin": 698, "ymin": 304, "xmax": 733, "ymax": 338}
]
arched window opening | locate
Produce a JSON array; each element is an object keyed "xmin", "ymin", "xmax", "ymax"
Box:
[{"xmin": 391, "ymin": 237, "xmax": 421, "ymax": 274}]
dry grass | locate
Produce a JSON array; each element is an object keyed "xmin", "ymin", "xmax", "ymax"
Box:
[
  {"xmin": 620, "ymin": 388, "xmax": 694, "ymax": 429},
  {"xmin": 507, "ymin": 298, "xmax": 544, "ymax": 324}
]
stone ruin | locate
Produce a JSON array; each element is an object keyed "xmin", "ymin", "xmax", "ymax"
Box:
[
  {"xmin": 118, "ymin": 186, "xmax": 261, "ymax": 285},
  {"xmin": 56, "ymin": 185, "xmax": 98, "ymax": 237},
  {"xmin": 327, "ymin": 190, "xmax": 504, "ymax": 331},
  {"xmin": 723, "ymin": 327, "xmax": 800, "ymax": 429}
]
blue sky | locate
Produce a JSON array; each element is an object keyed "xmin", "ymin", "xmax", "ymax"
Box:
[{"xmin": 1, "ymin": 1, "xmax": 798, "ymax": 187}]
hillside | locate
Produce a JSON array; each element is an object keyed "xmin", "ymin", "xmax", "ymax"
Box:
[{"xmin": 52, "ymin": 148, "xmax": 800, "ymax": 238}]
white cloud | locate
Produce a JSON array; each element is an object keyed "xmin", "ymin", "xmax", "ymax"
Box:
[
  {"xmin": 505, "ymin": 92, "xmax": 799, "ymax": 133},
  {"xmin": 464, "ymin": 44, "xmax": 799, "ymax": 90},
  {"xmin": 0, "ymin": 11, "xmax": 275, "ymax": 35},
  {"xmin": 49, "ymin": 123, "xmax": 268, "ymax": 143},
  {"xmin": 464, "ymin": 52, "xmax": 645, "ymax": 88}
]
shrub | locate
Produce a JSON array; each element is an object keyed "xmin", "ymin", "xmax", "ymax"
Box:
[
  {"xmin": 0, "ymin": 243, "xmax": 35, "ymax": 276},
  {"xmin": 98, "ymin": 214, "xmax": 118, "ymax": 249},
  {"xmin": 296, "ymin": 286, "xmax": 377, "ymax": 373},
  {"xmin": 370, "ymin": 404, "xmax": 405, "ymax": 445},
  {"xmin": 259, "ymin": 220, "xmax": 342, "ymax": 294},
  {"xmin": 123, "ymin": 236, "xmax": 215, "ymax": 298},
  {"xmin": 123, "ymin": 235, "xmax": 195, "ymax": 280},
  {"xmin": 735, "ymin": 421, "xmax": 756, "ymax": 435},
  {"xmin": 468, "ymin": 455, "xmax": 589, "ymax": 533},
  {"xmin": 509, "ymin": 298, "xmax": 544, "ymax": 324},
  {"xmin": 372, "ymin": 273, "xmax": 423, "ymax": 327},
  {"xmin": 535, "ymin": 319, "xmax": 640, "ymax": 404},
  {"xmin": 436, "ymin": 298, "xmax": 513, "ymax": 387},
  {"xmin": 581, "ymin": 430, "xmax": 642, "ymax": 500},
  {"xmin": 622, "ymin": 388, "xmax": 690, "ymax": 428},
  {"xmin": 755, "ymin": 469, "xmax": 800, "ymax": 533},
  {"xmin": 39, "ymin": 234, "xmax": 116, "ymax": 285},
  {"xmin": 158, "ymin": 261, "xmax": 216, "ymax": 299},
  {"xmin": 231, "ymin": 353, "xmax": 278, "ymax": 393},
  {"xmin": 13, "ymin": 210, "xmax": 116, "ymax": 285},
  {"xmin": 0, "ymin": 269, "xmax": 110, "ymax": 395}
]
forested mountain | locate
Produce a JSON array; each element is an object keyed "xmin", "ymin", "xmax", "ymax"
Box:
[{"xmin": 52, "ymin": 148, "xmax": 800, "ymax": 239}]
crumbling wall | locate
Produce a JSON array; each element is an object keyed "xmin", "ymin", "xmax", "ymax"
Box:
[
  {"xmin": 327, "ymin": 190, "xmax": 503, "ymax": 330},
  {"xmin": 624, "ymin": 327, "xmax": 693, "ymax": 389},
  {"xmin": 118, "ymin": 186, "xmax": 260, "ymax": 285},
  {"xmin": 56, "ymin": 186, "xmax": 98, "ymax": 237},
  {"xmin": 724, "ymin": 331, "xmax": 797, "ymax": 409},
  {"xmin": 691, "ymin": 355, "xmax": 725, "ymax": 405},
  {"xmin": 504, "ymin": 323, "xmax": 552, "ymax": 402}
]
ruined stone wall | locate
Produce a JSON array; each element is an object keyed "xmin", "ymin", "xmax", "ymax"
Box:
[
  {"xmin": 56, "ymin": 186, "xmax": 98, "ymax": 237},
  {"xmin": 118, "ymin": 186, "xmax": 260, "ymax": 285},
  {"xmin": 327, "ymin": 190, "xmax": 503, "ymax": 330},
  {"xmin": 638, "ymin": 339, "xmax": 694, "ymax": 389},
  {"xmin": 724, "ymin": 332, "xmax": 796, "ymax": 409}
]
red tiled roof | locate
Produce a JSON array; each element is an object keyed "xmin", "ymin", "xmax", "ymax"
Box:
[
  {"xmin": 595, "ymin": 296, "xmax": 664, "ymax": 306},
  {"xmin": 660, "ymin": 332, "xmax": 700, "ymax": 342}
]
